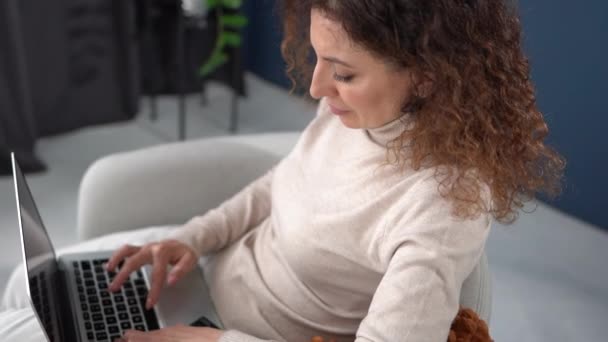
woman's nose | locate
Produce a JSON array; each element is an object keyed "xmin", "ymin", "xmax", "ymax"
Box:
[{"xmin": 309, "ymin": 63, "xmax": 335, "ymax": 99}]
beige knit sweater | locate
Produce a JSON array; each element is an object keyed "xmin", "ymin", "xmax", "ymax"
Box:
[{"xmin": 170, "ymin": 98, "xmax": 491, "ymax": 342}]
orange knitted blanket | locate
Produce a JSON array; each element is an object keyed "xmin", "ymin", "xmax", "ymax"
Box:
[{"xmin": 311, "ymin": 307, "xmax": 493, "ymax": 342}]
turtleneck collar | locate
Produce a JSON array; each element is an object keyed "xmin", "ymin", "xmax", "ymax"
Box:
[{"xmin": 364, "ymin": 112, "xmax": 413, "ymax": 147}]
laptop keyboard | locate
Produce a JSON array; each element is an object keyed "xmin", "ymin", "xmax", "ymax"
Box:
[
  {"xmin": 73, "ymin": 259, "xmax": 159, "ymax": 342},
  {"xmin": 30, "ymin": 271, "xmax": 55, "ymax": 341}
]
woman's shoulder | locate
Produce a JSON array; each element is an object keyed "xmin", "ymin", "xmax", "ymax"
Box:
[{"xmin": 385, "ymin": 166, "xmax": 492, "ymax": 226}]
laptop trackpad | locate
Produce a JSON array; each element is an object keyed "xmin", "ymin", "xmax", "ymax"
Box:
[{"xmin": 142, "ymin": 265, "xmax": 223, "ymax": 329}]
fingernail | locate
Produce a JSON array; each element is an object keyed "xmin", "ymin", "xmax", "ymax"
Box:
[{"xmin": 146, "ymin": 298, "xmax": 152, "ymax": 309}]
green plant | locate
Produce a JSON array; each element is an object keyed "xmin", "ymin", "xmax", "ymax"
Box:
[{"xmin": 199, "ymin": 0, "xmax": 248, "ymax": 77}]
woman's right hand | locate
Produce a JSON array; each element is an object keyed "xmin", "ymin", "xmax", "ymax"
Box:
[{"xmin": 105, "ymin": 239, "xmax": 198, "ymax": 309}]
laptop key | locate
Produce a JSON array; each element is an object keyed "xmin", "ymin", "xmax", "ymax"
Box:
[
  {"xmin": 118, "ymin": 313, "xmax": 129, "ymax": 321},
  {"xmin": 132, "ymin": 315, "xmax": 143, "ymax": 323},
  {"xmin": 94, "ymin": 259, "xmax": 107, "ymax": 265},
  {"xmin": 94, "ymin": 322, "xmax": 105, "ymax": 331},
  {"xmin": 116, "ymin": 304, "xmax": 126, "ymax": 312},
  {"xmin": 107, "ymin": 316, "xmax": 117, "ymax": 324},
  {"xmin": 108, "ymin": 325, "xmax": 119, "ymax": 334},
  {"xmin": 104, "ymin": 307, "xmax": 115, "ymax": 315},
  {"xmin": 135, "ymin": 324, "xmax": 145, "ymax": 331},
  {"xmin": 92, "ymin": 313, "xmax": 103, "ymax": 321},
  {"xmin": 95, "ymin": 332, "xmax": 108, "ymax": 340},
  {"xmin": 87, "ymin": 331, "xmax": 94, "ymax": 340}
]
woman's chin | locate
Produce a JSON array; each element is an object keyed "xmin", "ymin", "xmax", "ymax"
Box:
[{"xmin": 337, "ymin": 115, "xmax": 361, "ymax": 129}]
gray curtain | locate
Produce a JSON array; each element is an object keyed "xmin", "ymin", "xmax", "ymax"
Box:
[
  {"xmin": 0, "ymin": 0, "xmax": 140, "ymax": 175},
  {"xmin": 0, "ymin": 0, "xmax": 45, "ymax": 174}
]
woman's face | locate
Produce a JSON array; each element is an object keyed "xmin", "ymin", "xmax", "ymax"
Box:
[{"xmin": 309, "ymin": 9, "xmax": 416, "ymax": 129}]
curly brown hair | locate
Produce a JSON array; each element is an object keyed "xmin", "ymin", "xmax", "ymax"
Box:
[{"xmin": 279, "ymin": 0, "xmax": 565, "ymax": 223}]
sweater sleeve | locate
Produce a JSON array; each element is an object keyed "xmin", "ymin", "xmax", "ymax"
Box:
[
  {"xmin": 168, "ymin": 167, "xmax": 275, "ymax": 257},
  {"xmin": 355, "ymin": 180, "xmax": 491, "ymax": 342}
]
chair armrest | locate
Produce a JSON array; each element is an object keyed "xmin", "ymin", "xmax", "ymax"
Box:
[
  {"xmin": 77, "ymin": 139, "xmax": 281, "ymax": 240},
  {"xmin": 460, "ymin": 252, "xmax": 492, "ymax": 323}
]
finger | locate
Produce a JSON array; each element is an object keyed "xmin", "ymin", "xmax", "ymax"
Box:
[
  {"xmin": 167, "ymin": 252, "xmax": 196, "ymax": 286},
  {"xmin": 122, "ymin": 329, "xmax": 149, "ymax": 341},
  {"xmin": 106, "ymin": 245, "xmax": 140, "ymax": 271},
  {"xmin": 109, "ymin": 249, "xmax": 151, "ymax": 292},
  {"xmin": 146, "ymin": 245, "xmax": 171, "ymax": 309}
]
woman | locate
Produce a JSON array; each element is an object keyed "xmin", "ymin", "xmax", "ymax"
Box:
[{"xmin": 3, "ymin": 0, "xmax": 565, "ymax": 341}]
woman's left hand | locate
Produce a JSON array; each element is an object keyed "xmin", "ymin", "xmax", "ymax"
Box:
[{"xmin": 115, "ymin": 325, "xmax": 223, "ymax": 342}]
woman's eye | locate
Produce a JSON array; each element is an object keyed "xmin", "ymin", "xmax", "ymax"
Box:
[{"xmin": 333, "ymin": 73, "xmax": 354, "ymax": 83}]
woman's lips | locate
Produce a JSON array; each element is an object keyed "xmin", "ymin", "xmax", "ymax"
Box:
[{"xmin": 328, "ymin": 104, "xmax": 350, "ymax": 116}]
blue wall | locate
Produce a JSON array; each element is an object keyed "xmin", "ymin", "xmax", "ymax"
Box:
[
  {"xmin": 242, "ymin": 0, "xmax": 290, "ymax": 88},
  {"xmin": 243, "ymin": 1, "xmax": 608, "ymax": 230},
  {"xmin": 519, "ymin": 0, "xmax": 608, "ymax": 229}
]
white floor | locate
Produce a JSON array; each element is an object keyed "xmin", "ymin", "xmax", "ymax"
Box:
[{"xmin": 1, "ymin": 74, "xmax": 607, "ymax": 341}]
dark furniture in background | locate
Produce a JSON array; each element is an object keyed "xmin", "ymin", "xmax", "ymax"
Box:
[{"xmin": 138, "ymin": 0, "xmax": 246, "ymax": 137}]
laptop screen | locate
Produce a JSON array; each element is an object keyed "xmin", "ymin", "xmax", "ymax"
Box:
[{"xmin": 12, "ymin": 154, "xmax": 59, "ymax": 340}]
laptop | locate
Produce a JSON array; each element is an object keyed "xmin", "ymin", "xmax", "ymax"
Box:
[{"xmin": 10, "ymin": 153, "xmax": 222, "ymax": 341}]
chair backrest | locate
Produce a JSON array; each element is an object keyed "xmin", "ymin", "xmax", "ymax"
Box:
[{"xmin": 459, "ymin": 252, "xmax": 492, "ymax": 323}]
